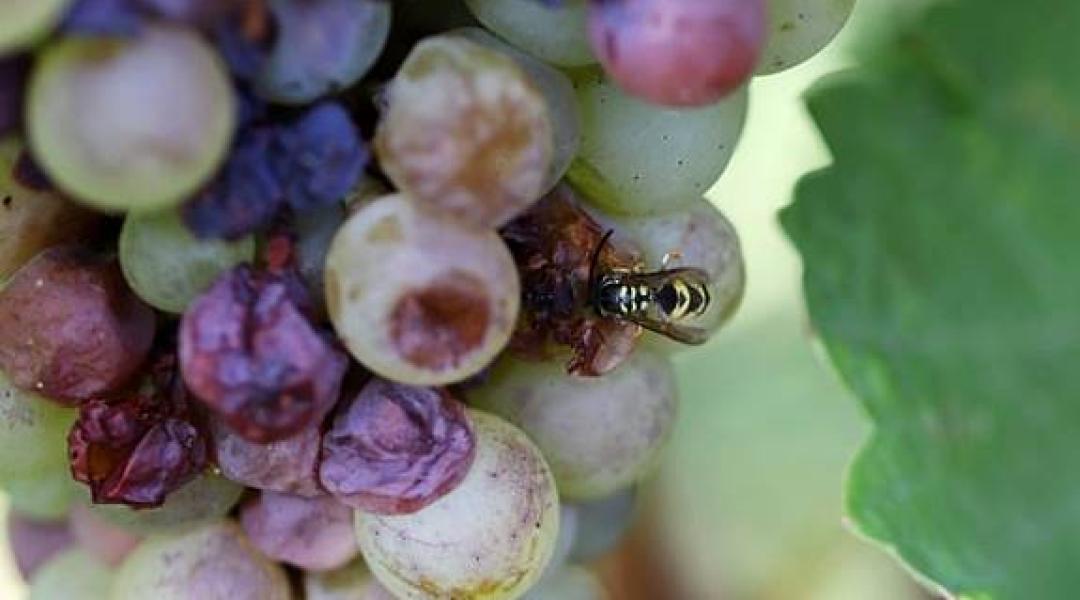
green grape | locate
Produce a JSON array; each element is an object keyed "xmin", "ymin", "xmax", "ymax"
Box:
[
  {"xmin": 0, "ymin": 370, "xmax": 76, "ymax": 481},
  {"xmin": 27, "ymin": 25, "xmax": 235, "ymax": 213},
  {"xmin": 324, "ymin": 194, "xmax": 520, "ymax": 386},
  {"xmin": 120, "ymin": 209, "xmax": 255, "ymax": 313},
  {"xmin": 29, "ymin": 548, "xmax": 112, "ymax": 600},
  {"xmin": 568, "ymin": 489, "xmax": 638, "ymax": 562},
  {"xmin": 464, "ymin": 0, "xmax": 594, "ymax": 67},
  {"xmin": 757, "ymin": 0, "xmax": 856, "ymax": 75},
  {"xmin": 453, "ymin": 28, "xmax": 581, "ymax": 195},
  {"xmin": 113, "ymin": 521, "xmax": 291, "ymax": 600},
  {"xmin": 0, "ymin": 369, "xmax": 78, "ymax": 519},
  {"xmin": 0, "ymin": 136, "xmax": 100, "ymax": 280},
  {"xmin": 90, "ymin": 473, "xmax": 244, "ymax": 534},
  {"xmin": 469, "ymin": 351, "xmax": 677, "ymax": 501},
  {"xmin": 0, "ymin": 0, "xmax": 71, "ymax": 55},
  {"xmin": 355, "ymin": 410, "xmax": 559, "ymax": 600},
  {"xmin": 6, "ymin": 474, "xmax": 79, "ymax": 521},
  {"xmin": 568, "ymin": 73, "xmax": 748, "ymax": 216},
  {"xmin": 524, "ymin": 566, "xmax": 607, "ymax": 600},
  {"xmin": 608, "ymin": 198, "xmax": 746, "ymax": 353},
  {"xmin": 304, "ymin": 560, "xmax": 396, "ymax": 600},
  {"xmin": 375, "ymin": 35, "xmax": 552, "ymax": 229}
]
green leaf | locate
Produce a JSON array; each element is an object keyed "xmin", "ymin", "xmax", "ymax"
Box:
[{"xmin": 780, "ymin": 1, "xmax": 1080, "ymax": 598}]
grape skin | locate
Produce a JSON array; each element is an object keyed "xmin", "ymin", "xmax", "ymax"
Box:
[
  {"xmin": 69, "ymin": 501, "xmax": 142, "ymax": 567},
  {"xmin": 568, "ymin": 72, "xmax": 748, "ymax": 216},
  {"xmin": 469, "ymin": 351, "xmax": 678, "ymax": 501},
  {"xmin": 568, "ymin": 488, "xmax": 638, "ymax": 562},
  {"xmin": 119, "ymin": 208, "xmax": 255, "ymax": 313},
  {"xmin": 355, "ymin": 410, "xmax": 559, "ymax": 600},
  {"xmin": 27, "ymin": 25, "xmax": 235, "ymax": 212},
  {"xmin": 239, "ymin": 492, "xmax": 359, "ymax": 571},
  {"xmin": 112, "ymin": 521, "xmax": 291, "ymax": 600},
  {"xmin": 464, "ymin": 0, "xmax": 594, "ymax": 67},
  {"xmin": 523, "ymin": 566, "xmax": 607, "ymax": 600},
  {"xmin": 757, "ymin": 0, "xmax": 856, "ymax": 75},
  {"xmin": 324, "ymin": 194, "xmax": 520, "ymax": 386},
  {"xmin": 6, "ymin": 512, "xmax": 73, "ymax": 580},
  {"xmin": 304, "ymin": 560, "xmax": 397, "ymax": 600}
]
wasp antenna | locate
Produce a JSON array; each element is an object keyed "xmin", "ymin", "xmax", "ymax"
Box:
[{"xmin": 587, "ymin": 229, "xmax": 615, "ymax": 304}]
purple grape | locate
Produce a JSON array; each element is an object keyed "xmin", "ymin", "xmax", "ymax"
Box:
[
  {"xmin": 319, "ymin": 378, "xmax": 476, "ymax": 515},
  {"xmin": 179, "ymin": 265, "xmax": 348, "ymax": 442},
  {"xmin": 273, "ymin": 103, "xmax": 367, "ymax": 213},
  {"xmin": 588, "ymin": 0, "xmax": 766, "ymax": 106},
  {"xmin": 183, "ymin": 127, "xmax": 285, "ymax": 240},
  {"xmin": 6, "ymin": 512, "xmax": 73, "ymax": 580},
  {"xmin": 240, "ymin": 492, "xmax": 359, "ymax": 571},
  {"xmin": 211, "ymin": 417, "xmax": 324, "ymax": 497},
  {"xmin": 0, "ymin": 246, "xmax": 156, "ymax": 405},
  {"xmin": 184, "ymin": 102, "xmax": 365, "ymax": 240},
  {"xmin": 62, "ymin": 0, "xmax": 143, "ymax": 36}
]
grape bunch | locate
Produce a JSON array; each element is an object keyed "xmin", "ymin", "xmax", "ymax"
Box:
[{"xmin": 0, "ymin": 0, "xmax": 854, "ymax": 598}]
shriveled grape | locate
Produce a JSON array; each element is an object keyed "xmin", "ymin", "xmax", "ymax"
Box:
[
  {"xmin": 757, "ymin": 0, "xmax": 856, "ymax": 75},
  {"xmin": 6, "ymin": 512, "xmax": 73, "ymax": 580},
  {"xmin": 375, "ymin": 36, "xmax": 552, "ymax": 228},
  {"xmin": 256, "ymin": 0, "xmax": 391, "ymax": 104},
  {"xmin": 68, "ymin": 356, "xmax": 209, "ymax": 508},
  {"xmin": 325, "ymin": 194, "xmax": 520, "ymax": 385},
  {"xmin": 320, "ymin": 378, "xmax": 475, "ymax": 514},
  {"xmin": 29, "ymin": 548, "xmax": 112, "ymax": 600},
  {"xmin": 89, "ymin": 473, "xmax": 243, "ymax": 534},
  {"xmin": 120, "ymin": 208, "xmax": 255, "ymax": 313},
  {"xmin": 0, "ymin": 247, "xmax": 156, "ymax": 404},
  {"xmin": 0, "ymin": 137, "xmax": 100, "ymax": 280},
  {"xmin": 469, "ymin": 351, "xmax": 677, "ymax": 500},
  {"xmin": 568, "ymin": 73, "xmax": 748, "ymax": 216},
  {"xmin": 355, "ymin": 410, "xmax": 559, "ymax": 600},
  {"xmin": 240, "ymin": 492, "xmax": 359, "ymax": 571},
  {"xmin": 587, "ymin": 0, "xmax": 766, "ymax": 107},
  {"xmin": 69, "ymin": 502, "xmax": 141, "ymax": 566},
  {"xmin": 179, "ymin": 265, "xmax": 348, "ymax": 442},
  {"xmin": 464, "ymin": 0, "xmax": 594, "ymax": 67},
  {"xmin": 212, "ymin": 417, "xmax": 323, "ymax": 497},
  {"xmin": 454, "ymin": 28, "xmax": 581, "ymax": 195},
  {"xmin": 112, "ymin": 521, "xmax": 291, "ymax": 600},
  {"xmin": 27, "ymin": 25, "xmax": 235, "ymax": 212}
]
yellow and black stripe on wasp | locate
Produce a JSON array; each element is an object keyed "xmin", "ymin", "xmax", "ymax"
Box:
[{"xmin": 587, "ymin": 230, "xmax": 713, "ymax": 345}]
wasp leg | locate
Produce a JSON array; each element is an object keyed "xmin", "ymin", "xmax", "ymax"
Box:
[{"xmin": 661, "ymin": 250, "xmax": 684, "ymax": 270}]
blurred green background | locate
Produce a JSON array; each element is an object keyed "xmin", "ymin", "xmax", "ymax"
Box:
[{"xmin": 0, "ymin": 1, "xmax": 933, "ymax": 598}]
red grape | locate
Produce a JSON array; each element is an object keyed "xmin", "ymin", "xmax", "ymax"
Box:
[
  {"xmin": 239, "ymin": 491, "xmax": 358, "ymax": 571},
  {"xmin": 0, "ymin": 246, "xmax": 156, "ymax": 405},
  {"xmin": 588, "ymin": 0, "xmax": 766, "ymax": 107}
]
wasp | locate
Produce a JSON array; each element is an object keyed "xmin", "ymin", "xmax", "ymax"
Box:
[{"xmin": 588, "ymin": 231, "xmax": 713, "ymax": 345}]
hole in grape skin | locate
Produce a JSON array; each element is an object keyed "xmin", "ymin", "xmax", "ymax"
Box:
[{"xmin": 390, "ymin": 271, "xmax": 490, "ymax": 371}]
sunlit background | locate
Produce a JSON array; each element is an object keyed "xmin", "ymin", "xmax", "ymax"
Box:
[{"xmin": 0, "ymin": 1, "xmax": 933, "ymax": 598}]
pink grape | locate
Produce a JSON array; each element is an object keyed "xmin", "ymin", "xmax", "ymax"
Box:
[{"xmin": 588, "ymin": 0, "xmax": 766, "ymax": 106}]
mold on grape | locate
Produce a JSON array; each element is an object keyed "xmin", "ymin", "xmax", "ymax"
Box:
[{"xmin": 390, "ymin": 272, "xmax": 491, "ymax": 372}]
